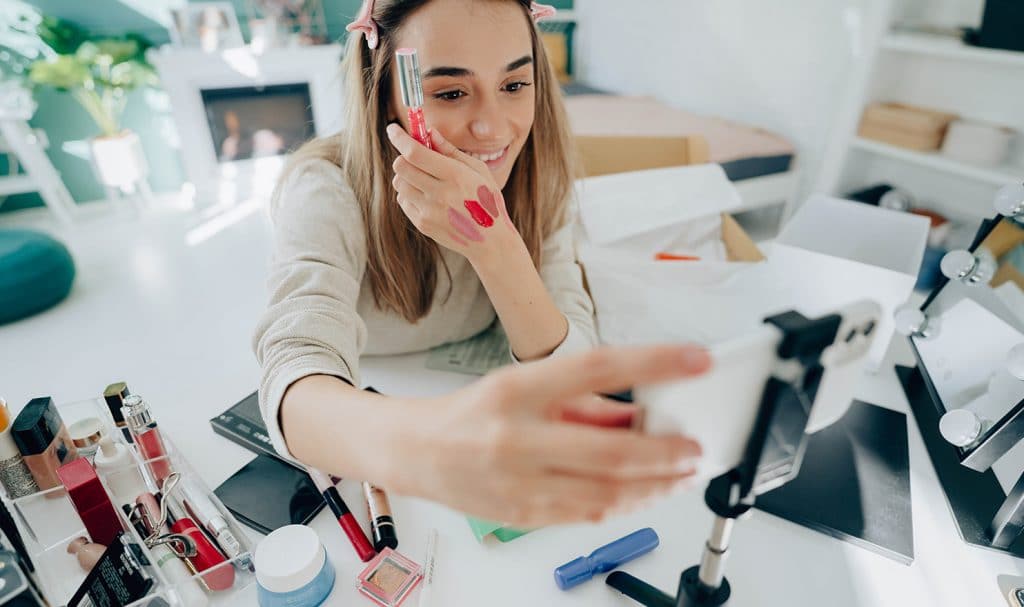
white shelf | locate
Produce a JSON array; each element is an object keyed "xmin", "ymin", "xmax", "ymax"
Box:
[
  {"xmin": 882, "ymin": 31, "xmax": 1024, "ymax": 68},
  {"xmin": 850, "ymin": 137, "xmax": 1023, "ymax": 186}
]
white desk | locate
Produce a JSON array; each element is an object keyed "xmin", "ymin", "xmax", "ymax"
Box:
[{"xmin": 1, "ymin": 202, "xmax": 1020, "ymax": 606}]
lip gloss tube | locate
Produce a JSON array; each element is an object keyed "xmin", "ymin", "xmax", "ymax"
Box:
[
  {"xmin": 121, "ymin": 395, "xmax": 172, "ymax": 485},
  {"xmin": 395, "ymin": 48, "xmax": 432, "ymax": 150},
  {"xmin": 309, "ymin": 469, "xmax": 375, "ymax": 562}
]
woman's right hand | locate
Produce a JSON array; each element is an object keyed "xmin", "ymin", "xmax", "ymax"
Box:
[{"xmin": 392, "ymin": 344, "xmax": 710, "ymax": 528}]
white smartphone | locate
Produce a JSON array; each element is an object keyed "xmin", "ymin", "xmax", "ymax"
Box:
[{"xmin": 635, "ymin": 299, "xmax": 881, "ymax": 484}]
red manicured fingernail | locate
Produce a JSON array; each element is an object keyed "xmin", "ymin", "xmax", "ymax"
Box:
[
  {"xmin": 464, "ymin": 200, "xmax": 494, "ymax": 227},
  {"xmin": 477, "ymin": 186, "xmax": 499, "ymax": 218}
]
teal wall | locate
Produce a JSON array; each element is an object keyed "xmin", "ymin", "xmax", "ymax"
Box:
[{"xmin": 1, "ymin": 0, "xmax": 573, "ymax": 213}]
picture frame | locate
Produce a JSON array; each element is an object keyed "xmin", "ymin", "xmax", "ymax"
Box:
[{"xmin": 169, "ymin": 2, "xmax": 245, "ymax": 52}]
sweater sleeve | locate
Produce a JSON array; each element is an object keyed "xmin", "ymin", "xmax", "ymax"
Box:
[{"xmin": 252, "ymin": 159, "xmax": 369, "ymax": 459}]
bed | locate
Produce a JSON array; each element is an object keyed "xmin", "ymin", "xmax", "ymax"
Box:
[{"xmin": 562, "ymin": 90, "xmax": 800, "ymax": 215}]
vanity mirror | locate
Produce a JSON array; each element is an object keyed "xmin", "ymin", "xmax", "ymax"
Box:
[{"xmin": 898, "ymin": 182, "xmax": 1024, "ymax": 555}]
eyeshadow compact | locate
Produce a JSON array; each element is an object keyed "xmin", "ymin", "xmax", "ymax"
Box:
[{"xmin": 356, "ymin": 547, "xmax": 422, "ymax": 607}]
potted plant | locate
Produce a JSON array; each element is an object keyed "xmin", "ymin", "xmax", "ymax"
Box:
[{"xmin": 25, "ymin": 14, "xmax": 158, "ymax": 194}]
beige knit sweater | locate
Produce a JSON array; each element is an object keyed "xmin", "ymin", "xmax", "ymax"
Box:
[{"xmin": 252, "ymin": 158, "xmax": 598, "ymax": 457}]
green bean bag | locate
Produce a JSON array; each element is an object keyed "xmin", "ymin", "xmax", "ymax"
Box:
[{"xmin": 0, "ymin": 229, "xmax": 75, "ymax": 325}]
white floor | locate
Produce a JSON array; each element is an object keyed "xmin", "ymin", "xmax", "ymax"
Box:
[{"xmin": 0, "ymin": 193, "xmax": 274, "ymax": 491}]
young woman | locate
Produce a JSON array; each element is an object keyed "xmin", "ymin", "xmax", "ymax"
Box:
[{"xmin": 253, "ymin": 0, "xmax": 708, "ymax": 527}]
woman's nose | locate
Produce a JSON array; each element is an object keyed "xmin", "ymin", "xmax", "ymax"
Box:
[{"xmin": 469, "ymin": 96, "xmax": 507, "ymax": 141}]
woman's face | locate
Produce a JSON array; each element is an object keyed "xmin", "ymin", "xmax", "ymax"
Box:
[{"xmin": 390, "ymin": 0, "xmax": 536, "ymax": 188}]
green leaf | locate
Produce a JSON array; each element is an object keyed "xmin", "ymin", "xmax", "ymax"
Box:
[
  {"xmin": 27, "ymin": 55, "xmax": 90, "ymax": 90},
  {"xmin": 35, "ymin": 15, "xmax": 87, "ymax": 55},
  {"xmin": 93, "ymin": 38, "xmax": 141, "ymax": 64},
  {"xmin": 109, "ymin": 61, "xmax": 158, "ymax": 89}
]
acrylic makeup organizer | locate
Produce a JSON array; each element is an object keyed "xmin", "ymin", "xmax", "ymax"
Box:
[{"xmin": 0, "ymin": 397, "xmax": 256, "ymax": 606}]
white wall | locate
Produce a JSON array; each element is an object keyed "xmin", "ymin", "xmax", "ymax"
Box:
[{"xmin": 573, "ymin": 0, "xmax": 891, "ymax": 202}]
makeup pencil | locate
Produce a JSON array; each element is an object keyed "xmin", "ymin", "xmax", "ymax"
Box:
[{"xmin": 308, "ymin": 469, "xmax": 375, "ymax": 562}]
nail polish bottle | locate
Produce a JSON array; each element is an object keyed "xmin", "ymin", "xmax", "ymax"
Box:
[
  {"xmin": 121, "ymin": 395, "xmax": 172, "ymax": 484},
  {"xmin": 11, "ymin": 397, "xmax": 78, "ymax": 491},
  {"xmin": 0, "ymin": 399, "xmax": 39, "ymax": 498}
]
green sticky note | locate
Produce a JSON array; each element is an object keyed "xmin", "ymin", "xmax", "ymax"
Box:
[{"xmin": 466, "ymin": 516, "xmax": 533, "ymax": 543}]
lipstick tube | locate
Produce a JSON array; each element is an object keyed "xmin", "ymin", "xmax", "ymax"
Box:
[
  {"xmin": 121, "ymin": 395, "xmax": 172, "ymax": 485},
  {"xmin": 309, "ymin": 469, "xmax": 375, "ymax": 562},
  {"xmin": 396, "ymin": 48, "xmax": 432, "ymax": 150},
  {"xmin": 180, "ymin": 478, "xmax": 252, "ymax": 571},
  {"xmin": 165, "ymin": 497, "xmax": 235, "ymax": 591},
  {"xmin": 128, "ymin": 496, "xmax": 211, "ymax": 605},
  {"xmin": 363, "ymin": 481, "xmax": 398, "ymax": 551}
]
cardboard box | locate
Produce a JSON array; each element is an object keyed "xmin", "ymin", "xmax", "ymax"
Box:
[
  {"xmin": 575, "ymin": 134, "xmax": 710, "ymax": 178},
  {"xmin": 540, "ymin": 32, "xmax": 570, "ymax": 84},
  {"xmin": 576, "ymin": 173, "xmax": 929, "ymax": 370},
  {"xmin": 575, "ymin": 164, "xmax": 775, "ymax": 346},
  {"xmin": 858, "ymin": 102, "xmax": 958, "ymax": 151}
]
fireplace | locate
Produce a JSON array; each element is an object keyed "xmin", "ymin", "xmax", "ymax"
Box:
[
  {"xmin": 149, "ymin": 44, "xmax": 343, "ymax": 204},
  {"xmin": 202, "ymin": 83, "xmax": 315, "ymax": 162}
]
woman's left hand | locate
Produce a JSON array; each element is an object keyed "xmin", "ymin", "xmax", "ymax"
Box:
[{"xmin": 386, "ymin": 123, "xmax": 522, "ymax": 264}]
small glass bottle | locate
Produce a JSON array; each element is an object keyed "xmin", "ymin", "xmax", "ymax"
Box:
[{"xmin": 121, "ymin": 395, "xmax": 172, "ymax": 485}]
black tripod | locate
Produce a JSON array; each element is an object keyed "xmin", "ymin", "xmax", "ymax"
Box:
[{"xmin": 607, "ymin": 310, "xmax": 841, "ymax": 606}]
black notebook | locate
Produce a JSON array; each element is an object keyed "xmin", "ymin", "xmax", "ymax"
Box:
[{"xmin": 755, "ymin": 400, "xmax": 914, "ymax": 564}]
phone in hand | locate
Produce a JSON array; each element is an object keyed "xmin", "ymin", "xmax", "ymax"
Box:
[{"xmin": 635, "ymin": 299, "xmax": 881, "ymax": 485}]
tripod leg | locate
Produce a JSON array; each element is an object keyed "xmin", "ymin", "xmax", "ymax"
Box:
[{"xmin": 606, "ymin": 571, "xmax": 675, "ymax": 607}]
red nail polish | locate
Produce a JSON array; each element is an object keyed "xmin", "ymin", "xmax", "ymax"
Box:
[{"xmin": 464, "ymin": 200, "xmax": 494, "ymax": 227}]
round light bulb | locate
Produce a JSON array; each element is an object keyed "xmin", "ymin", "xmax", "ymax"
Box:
[
  {"xmin": 894, "ymin": 304, "xmax": 929, "ymax": 337},
  {"xmin": 939, "ymin": 249, "xmax": 995, "ymax": 285},
  {"xmin": 939, "ymin": 409, "xmax": 982, "ymax": 448},
  {"xmin": 994, "ymin": 182, "xmax": 1024, "ymax": 217},
  {"xmin": 940, "ymin": 250, "xmax": 976, "ymax": 281}
]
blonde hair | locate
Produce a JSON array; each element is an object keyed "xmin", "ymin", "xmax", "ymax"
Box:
[{"xmin": 277, "ymin": 0, "xmax": 576, "ymax": 322}]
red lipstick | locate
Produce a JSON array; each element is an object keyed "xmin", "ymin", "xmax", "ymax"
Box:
[
  {"xmin": 395, "ymin": 48, "xmax": 432, "ymax": 150},
  {"xmin": 464, "ymin": 200, "xmax": 494, "ymax": 227},
  {"xmin": 165, "ymin": 497, "xmax": 235, "ymax": 591},
  {"xmin": 309, "ymin": 469, "xmax": 376, "ymax": 562}
]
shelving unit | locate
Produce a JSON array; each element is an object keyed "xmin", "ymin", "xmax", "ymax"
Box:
[
  {"xmin": 881, "ymin": 30, "xmax": 1024, "ymax": 67},
  {"xmin": 850, "ymin": 137, "xmax": 1022, "ymax": 187},
  {"xmin": 817, "ymin": 1, "xmax": 1024, "ymax": 223}
]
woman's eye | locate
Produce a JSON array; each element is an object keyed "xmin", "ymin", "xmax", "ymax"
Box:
[
  {"xmin": 504, "ymin": 81, "xmax": 532, "ymax": 93},
  {"xmin": 434, "ymin": 90, "xmax": 465, "ymax": 101}
]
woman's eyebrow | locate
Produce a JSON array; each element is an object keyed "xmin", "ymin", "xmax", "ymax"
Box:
[{"xmin": 422, "ymin": 55, "xmax": 534, "ymax": 80}]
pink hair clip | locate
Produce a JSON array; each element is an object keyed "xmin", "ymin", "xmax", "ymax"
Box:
[
  {"xmin": 530, "ymin": 1, "xmax": 557, "ymax": 22},
  {"xmin": 346, "ymin": 0, "xmax": 379, "ymax": 50}
]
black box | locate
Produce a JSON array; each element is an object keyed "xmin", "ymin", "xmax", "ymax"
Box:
[{"xmin": 973, "ymin": 0, "xmax": 1024, "ymax": 52}]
